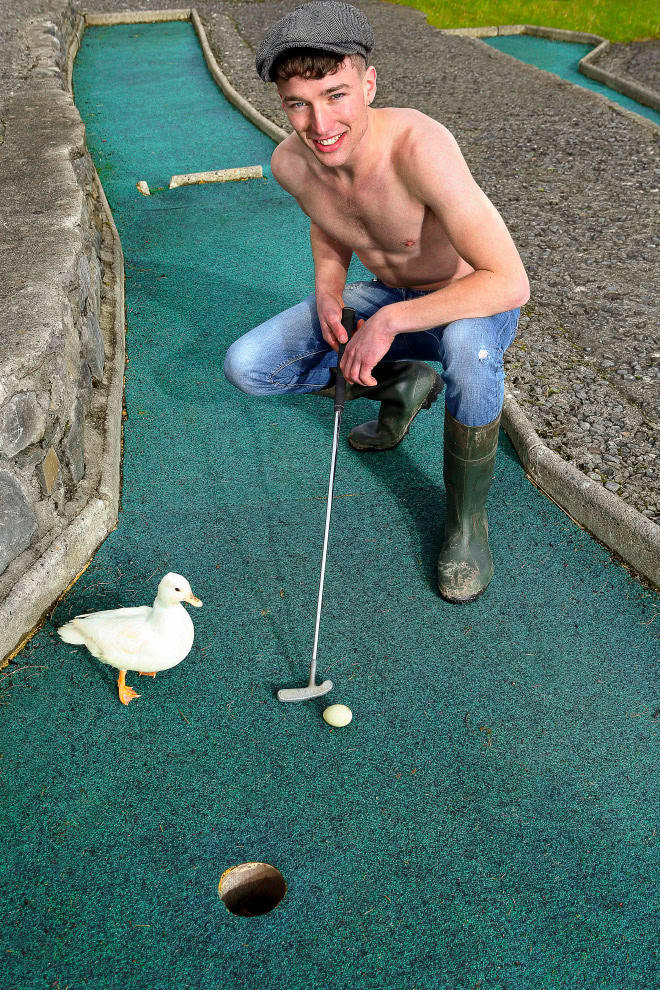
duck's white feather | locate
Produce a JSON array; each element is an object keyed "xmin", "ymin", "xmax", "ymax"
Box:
[
  {"xmin": 57, "ymin": 573, "xmax": 199, "ymax": 674},
  {"xmin": 73, "ymin": 605, "xmax": 152, "ymax": 622},
  {"xmin": 61, "ymin": 606, "xmax": 194, "ymax": 672}
]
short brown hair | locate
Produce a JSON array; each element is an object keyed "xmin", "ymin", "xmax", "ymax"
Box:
[{"xmin": 273, "ymin": 47, "xmax": 366, "ymax": 81}]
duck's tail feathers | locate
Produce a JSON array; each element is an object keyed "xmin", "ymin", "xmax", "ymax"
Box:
[{"xmin": 58, "ymin": 622, "xmax": 86, "ymax": 645}]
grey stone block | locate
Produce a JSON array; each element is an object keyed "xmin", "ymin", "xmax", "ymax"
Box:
[
  {"xmin": 81, "ymin": 309, "xmax": 105, "ymax": 382},
  {"xmin": 78, "ymin": 252, "xmax": 91, "ymax": 309},
  {"xmin": 89, "ymin": 253, "xmax": 102, "ymax": 315},
  {"xmin": 0, "ymin": 391, "xmax": 47, "ymax": 457},
  {"xmin": 79, "ymin": 357, "xmax": 93, "ymax": 399},
  {"xmin": 0, "ymin": 470, "xmax": 37, "ymax": 574},
  {"xmin": 61, "ymin": 399, "xmax": 85, "ymax": 484}
]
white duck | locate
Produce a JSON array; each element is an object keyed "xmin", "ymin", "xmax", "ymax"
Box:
[{"xmin": 57, "ymin": 572, "xmax": 203, "ymax": 705}]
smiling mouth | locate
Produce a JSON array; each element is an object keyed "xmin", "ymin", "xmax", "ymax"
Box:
[{"xmin": 312, "ymin": 132, "xmax": 346, "ymax": 151}]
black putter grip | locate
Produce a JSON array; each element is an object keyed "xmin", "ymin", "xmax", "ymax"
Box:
[{"xmin": 335, "ymin": 307, "xmax": 356, "ymax": 413}]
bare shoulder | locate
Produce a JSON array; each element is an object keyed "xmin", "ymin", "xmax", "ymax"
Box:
[
  {"xmin": 383, "ymin": 108, "xmax": 476, "ymax": 204},
  {"xmin": 270, "ymin": 134, "xmax": 310, "ymax": 196},
  {"xmin": 387, "ymin": 108, "xmax": 465, "ymax": 173}
]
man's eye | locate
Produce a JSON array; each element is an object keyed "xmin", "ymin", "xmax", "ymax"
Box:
[{"xmin": 331, "ymin": 93, "xmax": 346, "ymax": 100}]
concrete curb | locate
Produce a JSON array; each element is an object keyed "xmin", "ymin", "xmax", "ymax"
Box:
[
  {"xmin": 442, "ymin": 24, "xmax": 660, "ymax": 118},
  {"xmin": 75, "ymin": 9, "xmax": 127, "ymax": 517},
  {"xmin": 189, "ymin": 8, "xmax": 285, "ymax": 144},
  {"xmin": 503, "ymin": 396, "xmax": 660, "ymax": 587},
  {"xmin": 94, "ymin": 175, "xmax": 126, "ymax": 513},
  {"xmin": 84, "ymin": 8, "xmax": 191, "ymax": 25},
  {"xmin": 580, "ymin": 45, "xmax": 660, "ymax": 115}
]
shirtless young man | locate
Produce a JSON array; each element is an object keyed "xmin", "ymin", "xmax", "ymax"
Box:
[{"xmin": 224, "ymin": 1, "xmax": 529, "ymax": 603}]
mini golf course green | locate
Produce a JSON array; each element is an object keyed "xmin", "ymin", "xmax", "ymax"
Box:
[
  {"xmin": 483, "ymin": 35, "xmax": 660, "ymax": 126},
  {"xmin": 1, "ymin": 20, "xmax": 657, "ymax": 990}
]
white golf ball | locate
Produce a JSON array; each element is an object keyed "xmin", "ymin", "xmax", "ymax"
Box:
[{"xmin": 323, "ymin": 704, "xmax": 353, "ymax": 727}]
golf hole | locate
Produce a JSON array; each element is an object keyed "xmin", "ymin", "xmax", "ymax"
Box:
[{"xmin": 218, "ymin": 862, "xmax": 286, "ymax": 917}]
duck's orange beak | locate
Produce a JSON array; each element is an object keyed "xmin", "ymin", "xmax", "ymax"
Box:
[{"xmin": 184, "ymin": 591, "xmax": 203, "ymax": 608}]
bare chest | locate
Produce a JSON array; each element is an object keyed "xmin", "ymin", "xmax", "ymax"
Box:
[{"xmin": 300, "ymin": 175, "xmax": 429, "ymax": 254}]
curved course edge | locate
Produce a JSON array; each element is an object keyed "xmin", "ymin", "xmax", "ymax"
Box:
[{"xmin": 442, "ymin": 23, "xmax": 660, "ymax": 117}]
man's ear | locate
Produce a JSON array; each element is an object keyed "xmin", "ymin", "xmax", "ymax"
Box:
[
  {"xmin": 364, "ymin": 65, "xmax": 377, "ymax": 105},
  {"xmin": 274, "ymin": 80, "xmax": 286, "ymax": 109}
]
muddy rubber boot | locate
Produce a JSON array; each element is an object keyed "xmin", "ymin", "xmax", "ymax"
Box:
[
  {"xmin": 437, "ymin": 409, "xmax": 501, "ymax": 603},
  {"xmin": 317, "ymin": 361, "xmax": 443, "ymax": 451}
]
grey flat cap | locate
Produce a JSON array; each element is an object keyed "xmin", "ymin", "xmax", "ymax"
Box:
[{"xmin": 256, "ymin": 1, "xmax": 375, "ymax": 82}]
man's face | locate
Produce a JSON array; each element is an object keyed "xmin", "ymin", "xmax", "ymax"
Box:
[{"xmin": 276, "ymin": 58, "xmax": 377, "ymax": 166}]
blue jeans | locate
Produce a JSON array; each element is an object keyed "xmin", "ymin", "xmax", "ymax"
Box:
[{"xmin": 224, "ymin": 280, "xmax": 520, "ymax": 426}]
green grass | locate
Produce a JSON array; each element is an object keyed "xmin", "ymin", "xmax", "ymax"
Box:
[{"xmin": 387, "ymin": 0, "xmax": 659, "ymax": 43}]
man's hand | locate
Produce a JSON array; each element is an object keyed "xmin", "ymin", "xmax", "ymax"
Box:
[
  {"xmin": 317, "ymin": 293, "xmax": 349, "ymax": 352},
  {"xmin": 340, "ymin": 308, "xmax": 397, "ymax": 387}
]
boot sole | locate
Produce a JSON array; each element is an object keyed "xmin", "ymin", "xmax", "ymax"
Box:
[
  {"xmin": 439, "ymin": 586, "xmax": 488, "ymax": 604},
  {"xmin": 439, "ymin": 573, "xmax": 493, "ymax": 604},
  {"xmin": 348, "ymin": 373, "xmax": 444, "ymax": 452}
]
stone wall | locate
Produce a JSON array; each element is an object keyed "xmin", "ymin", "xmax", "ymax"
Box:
[{"xmin": 0, "ymin": 4, "xmax": 124, "ymax": 661}]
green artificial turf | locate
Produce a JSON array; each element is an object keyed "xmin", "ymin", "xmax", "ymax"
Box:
[
  {"xmin": 1, "ymin": 21, "xmax": 657, "ymax": 990},
  {"xmin": 484, "ymin": 35, "xmax": 660, "ymax": 124}
]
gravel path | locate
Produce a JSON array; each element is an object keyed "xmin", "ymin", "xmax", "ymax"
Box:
[{"xmin": 2, "ymin": 0, "xmax": 659, "ymax": 530}]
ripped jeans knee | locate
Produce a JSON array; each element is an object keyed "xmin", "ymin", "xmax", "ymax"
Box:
[{"xmin": 431, "ymin": 311, "xmax": 520, "ymax": 426}]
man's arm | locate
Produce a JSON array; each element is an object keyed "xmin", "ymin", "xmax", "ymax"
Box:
[
  {"xmin": 394, "ymin": 121, "xmax": 529, "ymax": 328},
  {"xmin": 271, "ymin": 143, "xmax": 352, "ymax": 351},
  {"xmin": 341, "ymin": 119, "xmax": 529, "ymax": 385},
  {"xmin": 310, "ymin": 221, "xmax": 353, "ymax": 351}
]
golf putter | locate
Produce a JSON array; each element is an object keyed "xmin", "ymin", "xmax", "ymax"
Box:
[{"xmin": 278, "ymin": 306, "xmax": 356, "ymax": 702}]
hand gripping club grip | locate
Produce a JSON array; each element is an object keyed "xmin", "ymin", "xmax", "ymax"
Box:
[{"xmin": 334, "ymin": 307, "xmax": 356, "ymax": 413}]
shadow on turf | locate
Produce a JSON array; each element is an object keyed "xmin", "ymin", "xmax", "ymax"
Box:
[
  {"xmin": 292, "ymin": 395, "xmax": 529, "ymax": 597},
  {"xmin": 290, "ymin": 395, "xmax": 448, "ymax": 593}
]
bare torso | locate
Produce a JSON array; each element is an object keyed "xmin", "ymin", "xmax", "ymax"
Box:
[{"xmin": 277, "ymin": 108, "xmax": 475, "ymax": 291}]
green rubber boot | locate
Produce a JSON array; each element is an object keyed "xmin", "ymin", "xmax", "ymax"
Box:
[
  {"xmin": 437, "ymin": 409, "xmax": 501, "ymax": 603},
  {"xmin": 317, "ymin": 361, "xmax": 444, "ymax": 451}
]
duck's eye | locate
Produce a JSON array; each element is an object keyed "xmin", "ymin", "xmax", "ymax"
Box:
[{"xmin": 175, "ymin": 587, "xmax": 181, "ymax": 592}]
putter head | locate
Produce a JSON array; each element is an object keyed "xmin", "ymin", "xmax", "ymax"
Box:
[{"xmin": 277, "ymin": 679, "xmax": 333, "ymax": 702}]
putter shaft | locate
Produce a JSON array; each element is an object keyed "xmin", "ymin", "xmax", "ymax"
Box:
[
  {"xmin": 310, "ymin": 407, "xmax": 342, "ymax": 686},
  {"xmin": 277, "ymin": 307, "xmax": 355, "ymax": 702}
]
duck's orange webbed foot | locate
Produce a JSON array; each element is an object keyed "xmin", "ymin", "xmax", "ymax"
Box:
[
  {"xmin": 138, "ymin": 672, "xmax": 157, "ymax": 677},
  {"xmin": 117, "ymin": 670, "xmax": 140, "ymax": 705}
]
